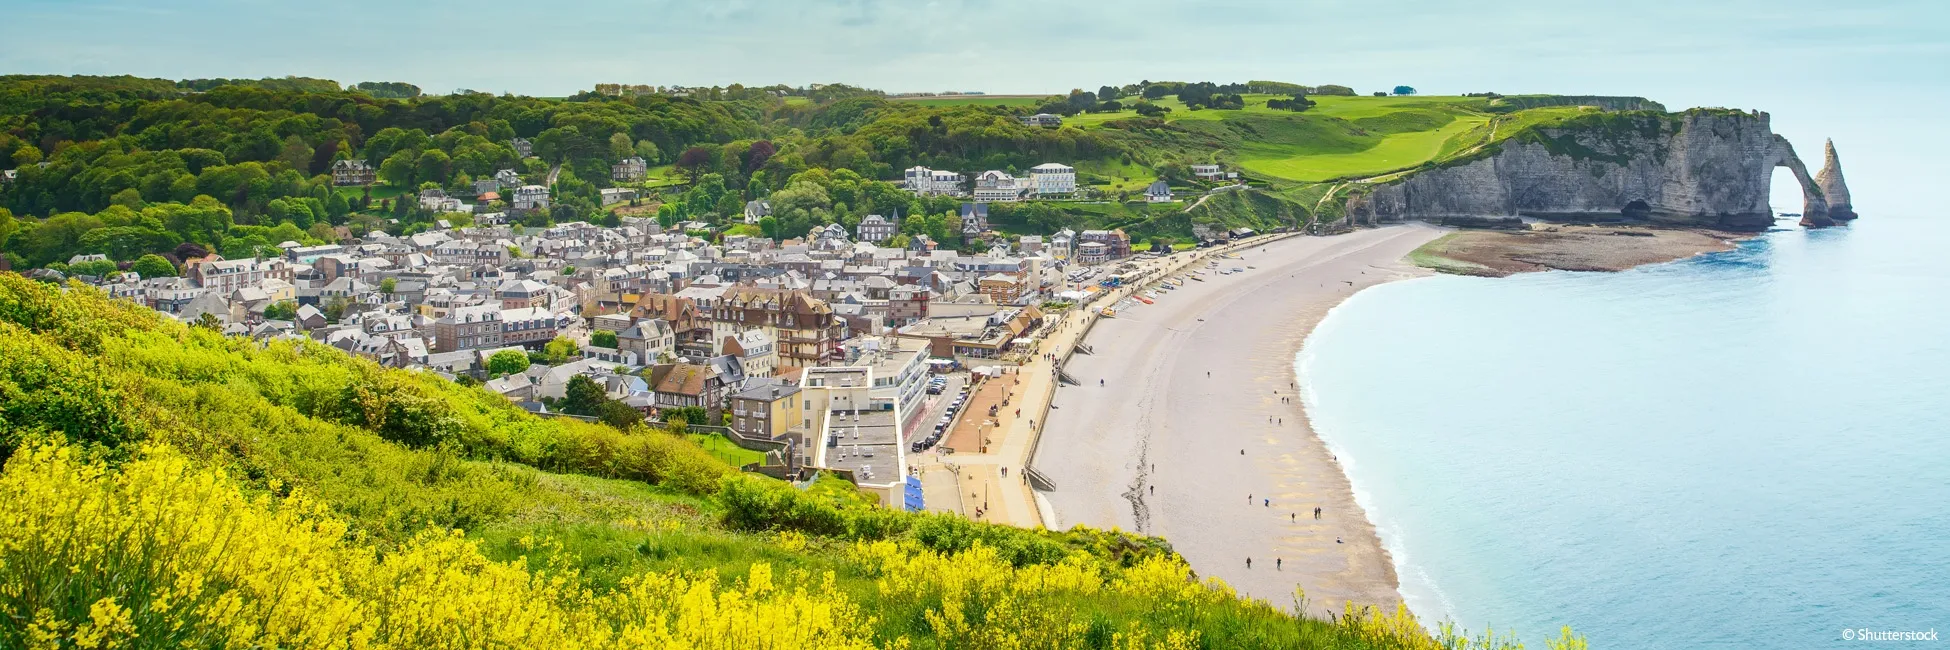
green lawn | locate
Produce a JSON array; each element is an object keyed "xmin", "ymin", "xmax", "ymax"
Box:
[
  {"xmin": 334, "ymin": 183, "xmax": 410, "ymax": 201},
  {"xmin": 687, "ymin": 432, "xmax": 767, "ymax": 467},
  {"xmin": 1235, "ymin": 111, "xmax": 1491, "ymax": 181}
]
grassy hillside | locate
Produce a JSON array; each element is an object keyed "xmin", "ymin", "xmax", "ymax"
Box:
[
  {"xmin": 0, "ymin": 274, "xmax": 1571, "ymax": 649},
  {"xmin": 891, "ymin": 95, "xmax": 1045, "ymax": 107}
]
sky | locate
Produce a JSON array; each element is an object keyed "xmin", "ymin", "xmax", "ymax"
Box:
[{"xmin": 5, "ymin": 0, "xmax": 1946, "ymax": 211}]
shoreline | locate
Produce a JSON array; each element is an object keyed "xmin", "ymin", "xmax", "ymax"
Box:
[{"xmin": 1032, "ymin": 224, "xmax": 1446, "ymax": 618}]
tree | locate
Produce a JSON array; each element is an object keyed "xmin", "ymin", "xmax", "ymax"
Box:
[
  {"xmin": 543, "ymin": 336, "xmax": 579, "ymax": 364},
  {"xmin": 379, "ymin": 151, "xmax": 417, "ymax": 187},
  {"xmin": 590, "ymin": 330, "xmax": 619, "ymax": 348},
  {"xmin": 561, "ymin": 375, "xmax": 607, "ymax": 416},
  {"xmin": 743, "ymin": 140, "xmax": 776, "ymax": 173},
  {"xmin": 262, "ymin": 300, "xmax": 297, "ymax": 321},
  {"xmin": 379, "ymin": 277, "xmax": 397, "ymax": 294},
  {"xmin": 608, "ymin": 132, "xmax": 634, "ymax": 162},
  {"xmin": 12, "ymin": 145, "xmax": 42, "ymax": 167},
  {"xmin": 675, "ymin": 147, "xmax": 713, "ymax": 182},
  {"xmin": 486, "ymin": 349, "xmax": 531, "ymax": 377},
  {"xmin": 1393, "ymin": 86, "xmax": 1417, "ymax": 96},
  {"xmin": 598, "ymin": 400, "xmax": 644, "ymax": 430},
  {"xmin": 758, "ymin": 215, "xmax": 781, "ymax": 240},
  {"xmin": 131, "ymin": 254, "xmax": 175, "ymax": 278},
  {"xmin": 1134, "ymin": 102, "xmax": 1171, "ymax": 117}
]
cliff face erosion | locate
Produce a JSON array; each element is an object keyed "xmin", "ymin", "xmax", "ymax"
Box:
[{"xmin": 1347, "ymin": 109, "xmax": 1856, "ymax": 230}]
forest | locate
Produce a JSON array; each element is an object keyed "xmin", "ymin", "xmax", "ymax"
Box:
[{"xmin": 0, "ymin": 74, "xmax": 1321, "ymax": 271}]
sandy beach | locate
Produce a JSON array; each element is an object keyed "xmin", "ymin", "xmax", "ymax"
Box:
[{"xmin": 1031, "ymin": 223, "xmax": 1445, "ymax": 617}]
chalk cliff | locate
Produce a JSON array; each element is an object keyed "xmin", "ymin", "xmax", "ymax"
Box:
[
  {"xmin": 1815, "ymin": 139, "xmax": 1856, "ymax": 222},
  {"xmin": 1346, "ymin": 109, "xmax": 1849, "ymax": 230}
]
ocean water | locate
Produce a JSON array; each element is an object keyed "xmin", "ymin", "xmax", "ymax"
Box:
[{"xmin": 1299, "ymin": 215, "xmax": 1950, "ymax": 649}]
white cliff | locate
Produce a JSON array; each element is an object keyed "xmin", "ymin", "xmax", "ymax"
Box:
[{"xmin": 1346, "ymin": 109, "xmax": 1848, "ymax": 230}]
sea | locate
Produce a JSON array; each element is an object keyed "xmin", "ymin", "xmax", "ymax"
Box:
[{"xmin": 1298, "ymin": 214, "xmax": 1950, "ymax": 649}]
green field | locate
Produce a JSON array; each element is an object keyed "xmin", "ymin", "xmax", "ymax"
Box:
[
  {"xmin": 892, "ymin": 95, "xmax": 1045, "ymax": 107},
  {"xmin": 1071, "ymin": 94, "xmax": 1499, "ymax": 183},
  {"xmin": 687, "ymin": 432, "xmax": 767, "ymax": 466}
]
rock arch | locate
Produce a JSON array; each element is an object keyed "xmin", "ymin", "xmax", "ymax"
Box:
[{"xmin": 1765, "ymin": 135, "xmax": 1833, "ymax": 227}]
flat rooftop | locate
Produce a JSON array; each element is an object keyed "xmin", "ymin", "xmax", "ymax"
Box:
[
  {"xmin": 806, "ymin": 366, "xmax": 870, "ymax": 388},
  {"xmin": 822, "ymin": 408, "xmax": 901, "ymax": 485}
]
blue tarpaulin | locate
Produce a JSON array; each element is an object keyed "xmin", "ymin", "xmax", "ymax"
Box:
[{"xmin": 903, "ymin": 475, "xmax": 924, "ymax": 512}]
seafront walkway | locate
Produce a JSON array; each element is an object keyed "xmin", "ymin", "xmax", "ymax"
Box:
[{"xmin": 913, "ymin": 232, "xmax": 1296, "ymax": 528}]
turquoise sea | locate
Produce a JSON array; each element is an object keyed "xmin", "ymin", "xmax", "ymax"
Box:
[{"xmin": 1299, "ymin": 215, "xmax": 1950, "ymax": 648}]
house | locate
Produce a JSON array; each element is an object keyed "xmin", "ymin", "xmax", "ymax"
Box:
[
  {"xmin": 509, "ymin": 138, "xmax": 534, "ymax": 158},
  {"xmin": 1191, "ymin": 163, "xmax": 1225, "ymax": 180},
  {"xmin": 694, "ymin": 286, "xmax": 843, "ymax": 368},
  {"xmin": 617, "ymin": 319, "xmax": 677, "ymax": 363},
  {"xmin": 721, "ymin": 329, "xmax": 778, "ymax": 378},
  {"xmin": 971, "ymin": 171, "xmax": 1022, "ymax": 203},
  {"xmin": 887, "ymin": 285, "xmax": 930, "ymax": 327},
  {"xmin": 294, "ymin": 304, "xmax": 327, "ymax": 330},
  {"xmin": 432, "ymin": 304, "xmax": 502, "ymax": 352},
  {"xmin": 729, "ymin": 381, "xmax": 802, "ymax": 440},
  {"xmin": 494, "ymin": 169, "xmax": 522, "ymax": 187},
  {"xmin": 979, "ymin": 273, "xmax": 1026, "ymax": 305},
  {"xmin": 472, "ymin": 178, "xmax": 501, "ymax": 196},
  {"xmin": 903, "ymin": 166, "xmax": 964, "ymax": 197},
  {"xmin": 612, "ymin": 156, "xmax": 648, "ymax": 182},
  {"xmin": 1079, "ymin": 229, "xmax": 1132, "ymax": 260},
  {"xmin": 512, "ymin": 185, "xmax": 550, "ymax": 213},
  {"xmin": 600, "ymin": 187, "xmax": 638, "ymax": 206},
  {"xmin": 648, "ymin": 357, "xmax": 745, "ymax": 410},
  {"xmin": 495, "ymin": 279, "xmax": 550, "ymax": 309},
  {"xmin": 856, "ymin": 213, "xmax": 896, "ymax": 243},
  {"xmin": 1144, "ymin": 180, "xmax": 1173, "ymax": 203},
  {"xmin": 498, "ymin": 307, "xmax": 559, "ymax": 348},
  {"xmin": 331, "ymin": 159, "xmax": 375, "ymax": 186},
  {"xmin": 959, "ymin": 203, "xmax": 989, "ymax": 244},
  {"xmin": 1077, "ymin": 241, "xmax": 1110, "ymax": 265},
  {"xmin": 742, "ymin": 200, "xmax": 772, "ymax": 225},
  {"xmin": 1027, "ymin": 163, "xmax": 1076, "ymax": 198},
  {"xmin": 1018, "ymin": 113, "xmax": 1063, "ymax": 127}
]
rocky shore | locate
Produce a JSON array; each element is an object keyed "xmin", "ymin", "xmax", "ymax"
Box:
[{"xmin": 1409, "ymin": 225, "xmax": 1746, "ymax": 277}]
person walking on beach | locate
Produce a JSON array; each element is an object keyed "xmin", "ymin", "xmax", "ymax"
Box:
[
  {"xmin": 1246, "ymin": 557, "xmax": 1252, "ymax": 569},
  {"xmin": 1314, "ymin": 506, "xmax": 1322, "ymax": 519},
  {"xmin": 1263, "ymin": 498, "xmax": 1269, "ymax": 508},
  {"xmin": 1277, "ymin": 558, "xmax": 1282, "ymax": 570},
  {"xmin": 1291, "ymin": 513, "xmax": 1296, "ymax": 522}
]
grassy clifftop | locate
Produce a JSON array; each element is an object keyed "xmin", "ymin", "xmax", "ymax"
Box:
[{"xmin": 0, "ymin": 274, "xmax": 1571, "ymax": 649}]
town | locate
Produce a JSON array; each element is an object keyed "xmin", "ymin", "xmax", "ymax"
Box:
[{"xmin": 22, "ymin": 150, "xmax": 1266, "ymax": 511}]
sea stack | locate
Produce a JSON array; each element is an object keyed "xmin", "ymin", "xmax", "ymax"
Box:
[{"xmin": 1815, "ymin": 139, "xmax": 1857, "ymax": 221}]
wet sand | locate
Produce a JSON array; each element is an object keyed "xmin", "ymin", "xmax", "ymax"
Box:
[
  {"xmin": 1411, "ymin": 224, "xmax": 1746, "ymax": 277},
  {"xmin": 1032, "ymin": 223, "xmax": 1445, "ymax": 617}
]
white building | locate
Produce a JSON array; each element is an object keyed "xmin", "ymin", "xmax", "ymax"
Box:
[
  {"xmin": 903, "ymin": 166, "xmax": 964, "ymax": 196},
  {"xmin": 512, "ymin": 185, "xmax": 550, "ymax": 212},
  {"xmin": 856, "ymin": 214, "xmax": 897, "ymax": 243},
  {"xmin": 972, "ymin": 170, "xmax": 1023, "ymax": 203},
  {"xmin": 1027, "ymin": 163, "xmax": 1076, "ymax": 198},
  {"xmin": 1145, "ymin": 180, "xmax": 1173, "ymax": 203},
  {"xmin": 1191, "ymin": 164, "xmax": 1225, "ymax": 180}
]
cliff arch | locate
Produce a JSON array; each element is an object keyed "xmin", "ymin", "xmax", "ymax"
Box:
[{"xmin": 1766, "ymin": 135, "xmax": 1832, "ymax": 227}]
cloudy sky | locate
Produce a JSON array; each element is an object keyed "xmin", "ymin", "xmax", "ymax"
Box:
[{"xmin": 6, "ymin": 0, "xmax": 1945, "ymax": 209}]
